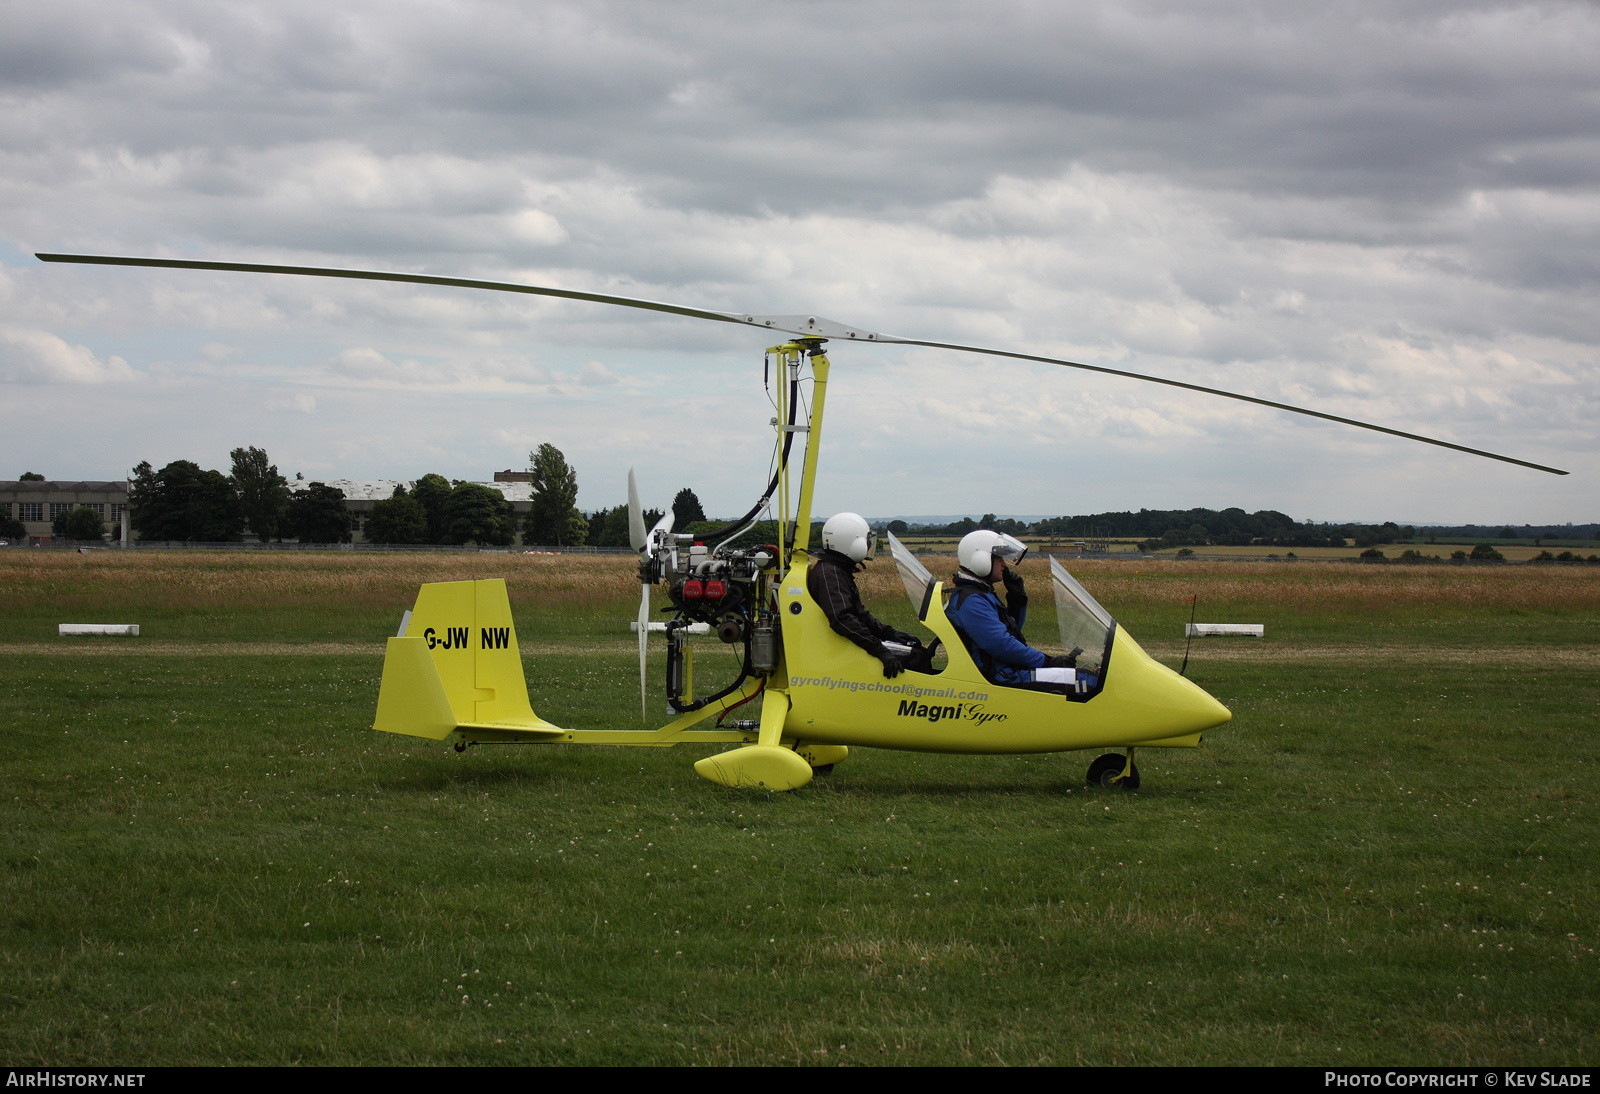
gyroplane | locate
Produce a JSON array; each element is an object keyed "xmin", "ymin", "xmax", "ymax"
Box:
[{"xmin": 36, "ymin": 252, "xmax": 1567, "ymax": 792}]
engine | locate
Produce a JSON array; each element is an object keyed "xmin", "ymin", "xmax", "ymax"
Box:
[
  {"xmin": 667, "ymin": 540, "xmax": 775, "ymax": 630},
  {"xmin": 639, "ymin": 534, "xmax": 783, "ymax": 713}
]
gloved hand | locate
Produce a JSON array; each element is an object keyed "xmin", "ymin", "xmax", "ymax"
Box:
[
  {"xmin": 889, "ymin": 629, "xmax": 923, "ymax": 649},
  {"xmin": 1041, "ymin": 652, "xmax": 1077, "ymax": 669},
  {"xmin": 877, "ymin": 649, "xmax": 907, "ymax": 678},
  {"xmin": 1001, "ymin": 567, "xmax": 1027, "ymax": 607}
]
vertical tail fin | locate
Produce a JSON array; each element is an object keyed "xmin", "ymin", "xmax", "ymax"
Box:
[
  {"xmin": 373, "ymin": 578, "xmax": 562, "ymax": 740},
  {"xmin": 373, "ymin": 637, "xmax": 456, "ymax": 740}
]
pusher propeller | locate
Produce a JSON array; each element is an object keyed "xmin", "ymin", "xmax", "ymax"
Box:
[
  {"xmin": 33, "ymin": 252, "xmax": 1568, "ymax": 475},
  {"xmin": 627, "ymin": 468, "xmax": 647, "ymax": 554},
  {"xmin": 636, "ymin": 583, "xmax": 650, "ymax": 722},
  {"xmin": 628, "ymin": 468, "xmax": 674, "ymax": 720}
]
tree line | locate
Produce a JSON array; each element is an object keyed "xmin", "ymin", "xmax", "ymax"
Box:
[
  {"xmin": 895, "ymin": 508, "xmax": 1422, "ymax": 550},
  {"xmin": 125, "ymin": 447, "xmax": 547, "ymax": 545},
  {"xmin": 116, "ymin": 443, "xmax": 714, "ymax": 547},
  {"xmin": 128, "ymin": 450, "xmax": 361, "ymax": 543},
  {"xmin": 61, "ymin": 446, "xmax": 1573, "ymax": 552}
]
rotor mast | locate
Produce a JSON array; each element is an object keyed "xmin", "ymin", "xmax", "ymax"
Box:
[
  {"xmin": 771, "ymin": 339, "xmax": 831, "ymax": 569},
  {"xmin": 792, "ymin": 344, "xmax": 829, "ymax": 554}
]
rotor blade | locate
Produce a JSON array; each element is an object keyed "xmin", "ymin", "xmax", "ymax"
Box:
[
  {"xmin": 37, "ymin": 251, "xmax": 888, "ymax": 340},
  {"xmin": 38, "ymin": 252, "xmax": 1565, "ymax": 474},
  {"xmin": 627, "ymin": 468, "xmax": 646, "ymax": 554},
  {"xmin": 875, "ymin": 335, "xmax": 1568, "ymax": 476},
  {"xmin": 637, "ymin": 584, "xmax": 650, "ymax": 722},
  {"xmin": 37, "ymin": 252, "xmax": 757, "ymax": 331}
]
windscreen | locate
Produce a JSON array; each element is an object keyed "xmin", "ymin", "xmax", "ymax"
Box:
[
  {"xmin": 1049, "ymin": 556, "xmax": 1115, "ymax": 674},
  {"xmin": 887, "ymin": 531, "xmax": 936, "ymax": 620}
]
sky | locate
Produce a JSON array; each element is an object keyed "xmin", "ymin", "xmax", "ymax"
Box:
[{"xmin": 2, "ymin": 0, "xmax": 1596, "ymax": 524}]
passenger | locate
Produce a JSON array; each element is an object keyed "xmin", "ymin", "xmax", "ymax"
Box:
[
  {"xmin": 948, "ymin": 530, "xmax": 1087, "ymax": 690},
  {"xmin": 809, "ymin": 512, "xmax": 928, "ymax": 678}
]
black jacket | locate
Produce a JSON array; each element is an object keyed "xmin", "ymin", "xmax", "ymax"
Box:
[{"xmin": 806, "ymin": 549, "xmax": 902, "ymax": 656}]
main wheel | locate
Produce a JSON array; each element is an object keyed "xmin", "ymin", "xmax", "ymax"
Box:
[{"xmin": 1086, "ymin": 753, "xmax": 1140, "ymax": 790}]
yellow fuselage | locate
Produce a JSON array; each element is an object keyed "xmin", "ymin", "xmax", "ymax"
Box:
[{"xmin": 775, "ymin": 559, "xmax": 1231, "ymax": 754}]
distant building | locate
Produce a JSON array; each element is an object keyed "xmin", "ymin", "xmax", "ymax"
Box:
[
  {"xmin": 288, "ymin": 479, "xmax": 533, "ymax": 543},
  {"xmin": 0, "ymin": 480, "xmax": 128, "ymax": 543},
  {"xmin": 492, "ymin": 469, "xmax": 535, "ymax": 483}
]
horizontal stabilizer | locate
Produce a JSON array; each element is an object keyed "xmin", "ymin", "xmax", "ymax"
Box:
[{"xmin": 456, "ymin": 723, "xmax": 567, "ymax": 743}]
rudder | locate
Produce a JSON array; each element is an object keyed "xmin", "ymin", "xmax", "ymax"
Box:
[{"xmin": 471, "ymin": 578, "xmax": 538, "ymax": 725}]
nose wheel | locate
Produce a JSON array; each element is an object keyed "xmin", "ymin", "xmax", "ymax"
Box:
[{"xmin": 1087, "ymin": 752, "xmax": 1139, "ymax": 790}]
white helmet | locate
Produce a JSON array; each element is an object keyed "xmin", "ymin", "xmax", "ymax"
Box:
[
  {"xmin": 958, "ymin": 529, "xmax": 1028, "ymax": 576},
  {"xmin": 822, "ymin": 512, "xmax": 873, "ymax": 563}
]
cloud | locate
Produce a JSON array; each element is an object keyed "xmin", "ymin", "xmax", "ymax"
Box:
[
  {"xmin": 199, "ymin": 341, "xmax": 240, "ymax": 361},
  {"xmin": 266, "ymin": 391, "xmax": 316, "ymax": 413},
  {"xmin": 0, "ymin": 1, "xmax": 185, "ymax": 90},
  {"xmin": 578, "ymin": 360, "xmax": 617, "ymax": 385},
  {"xmin": 0, "ymin": 327, "xmax": 136, "ymax": 383},
  {"xmin": 1, "ymin": 1, "xmax": 1596, "ymax": 519},
  {"xmin": 322, "ymin": 344, "xmax": 564, "ymax": 391},
  {"xmin": 507, "ymin": 209, "xmax": 568, "ymax": 247},
  {"xmin": 331, "ymin": 345, "xmax": 398, "ymax": 378}
]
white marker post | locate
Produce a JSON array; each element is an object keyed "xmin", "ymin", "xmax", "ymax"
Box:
[{"xmin": 1185, "ymin": 623, "xmax": 1265, "ymax": 637}]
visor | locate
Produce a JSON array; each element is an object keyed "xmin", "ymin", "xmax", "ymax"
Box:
[{"xmin": 994, "ymin": 533, "xmax": 1028, "ymax": 564}]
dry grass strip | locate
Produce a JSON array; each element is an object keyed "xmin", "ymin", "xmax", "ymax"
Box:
[
  {"xmin": 1138, "ymin": 644, "xmax": 1600, "ymax": 667},
  {"xmin": 5, "ymin": 550, "xmax": 1600, "ymax": 614},
  {"xmin": 0, "ymin": 551, "xmax": 643, "ymax": 613}
]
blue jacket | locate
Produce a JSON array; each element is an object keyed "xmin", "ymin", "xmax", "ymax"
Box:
[{"xmin": 948, "ymin": 571, "xmax": 1044, "ymax": 685}]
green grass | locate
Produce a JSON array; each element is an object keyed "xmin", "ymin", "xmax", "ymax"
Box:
[{"xmin": 1, "ymin": 553, "xmax": 1597, "ymax": 1064}]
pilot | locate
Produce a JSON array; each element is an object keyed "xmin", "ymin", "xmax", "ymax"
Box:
[
  {"xmin": 949, "ymin": 529, "xmax": 1082, "ymax": 689},
  {"xmin": 809, "ymin": 512, "xmax": 926, "ymax": 678}
]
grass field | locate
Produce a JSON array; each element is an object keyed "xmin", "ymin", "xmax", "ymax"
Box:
[{"xmin": 2, "ymin": 551, "xmax": 1597, "ymax": 1064}]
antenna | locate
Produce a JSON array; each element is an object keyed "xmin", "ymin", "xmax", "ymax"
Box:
[{"xmin": 1180, "ymin": 595, "xmax": 1198, "ymax": 677}]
